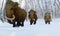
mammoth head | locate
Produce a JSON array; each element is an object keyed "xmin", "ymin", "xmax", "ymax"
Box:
[
  {"xmin": 14, "ymin": 2, "xmax": 19, "ymax": 6},
  {"xmin": 12, "ymin": 2, "xmax": 19, "ymax": 9},
  {"xmin": 29, "ymin": 9, "xmax": 36, "ymax": 15},
  {"xmin": 6, "ymin": 1, "xmax": 15, "ymax": 22}
]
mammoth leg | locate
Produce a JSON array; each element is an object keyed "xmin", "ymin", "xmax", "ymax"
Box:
[
  {"xmin": 7, "ymin": 20, "xmax": 16, "ymax": 27},
  {"xmin": 13, "ymin": 22, "xmax": 16, "ymax": 27},
  {"xmin": 45, "ymin": 21, "xmax": 47, "ymax": 24},
  {"xmin": 12, "ymin": 20, "xmax": 17, "ymax": 27},
  {"xmin": 13, "ymin": 22, "xmax": 18, "ymax": 27},
  {"xmin": 17, "ymin": 21, "xmax": 21, "ymax": 27},
  {"xmin": 48, "ymin": 21, "xmax": 50, "ymax": 24},
  {"xmin": 21, "ymin": 22, "xmax": 24, "ymax": 27},
  {"xmin": 34, "ymin": 20, "xmax": 36, "ymax": 24},
  {"xmin": 30, "ymin": 20, "xmax": 33, "ymax": 25}
]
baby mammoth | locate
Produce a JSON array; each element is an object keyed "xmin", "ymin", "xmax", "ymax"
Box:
[
  {"xmin": 44, "ymin": 12, "xmax": 52, "ymax": 24},
  {"xmin": 28, "ymin": 9, "xmax": 38, "ymax": 25}
]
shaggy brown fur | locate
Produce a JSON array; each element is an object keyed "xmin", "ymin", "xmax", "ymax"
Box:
[
  {"xmin": 6, "ymin": 2, "xmax": 27, "ymax": 27},
  {"xmin": 28, "ymin": 10, "xmax": 38, "ymax": 25},
  {"xmin": 44, "ymin": 12, "xmax": 51, "ymax": 24}
]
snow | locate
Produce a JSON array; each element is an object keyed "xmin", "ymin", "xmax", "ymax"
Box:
[{"xmin": 0, "ymin": 18, "xmax": 60, "ymax": 36}]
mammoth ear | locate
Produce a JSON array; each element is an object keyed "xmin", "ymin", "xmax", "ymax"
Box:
[{"xmin": 14, "ymin": 2, "xmax": 19, "ymax": 6}]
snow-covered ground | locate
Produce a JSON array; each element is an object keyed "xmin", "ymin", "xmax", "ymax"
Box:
[{"xmin": 0, "ymin": 18, "xmax": 60, "ymax": 36}]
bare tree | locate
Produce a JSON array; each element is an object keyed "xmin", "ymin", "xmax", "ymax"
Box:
[{"xmin": 0, "ymin": 0, "xmax": 5, "ymax": 22}]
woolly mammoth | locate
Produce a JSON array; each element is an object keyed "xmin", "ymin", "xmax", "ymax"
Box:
[
  {"xmin": 6, "ymin": 2, "xmax": 27, "ymax": 27},
  {"xmin": 28, "ymin": 9, "xmax": 38, "ymax": 25},
  {"xmin": 44, "ymin": 12, "xmax": 51, "ymax": 24}
]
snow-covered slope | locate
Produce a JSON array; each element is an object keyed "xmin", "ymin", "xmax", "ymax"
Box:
[{"xmin": 0, "ymin": 18, "xmax": 60, "ymax": 36}]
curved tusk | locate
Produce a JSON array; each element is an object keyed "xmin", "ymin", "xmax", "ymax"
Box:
[{"xmin": 6, "ymin": 15, "xmax": 15, "ymax": 22}]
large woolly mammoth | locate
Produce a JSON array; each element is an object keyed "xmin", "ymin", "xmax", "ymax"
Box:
[
  {"xmin": 28, "ymin": 9, "xmax": 38, "ymax": 25},
  {"xmin": 44, "ymin": 12, "xmax": 51, "ymax": 24},
  {"xmin": 6, "ymin": 1, "xmax": 27, "ymax": 27}
]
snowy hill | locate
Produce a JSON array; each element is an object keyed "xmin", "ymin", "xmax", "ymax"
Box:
[{"xmin": 0, "ymin": 18, "xmax": 60, "ymax": 36}]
